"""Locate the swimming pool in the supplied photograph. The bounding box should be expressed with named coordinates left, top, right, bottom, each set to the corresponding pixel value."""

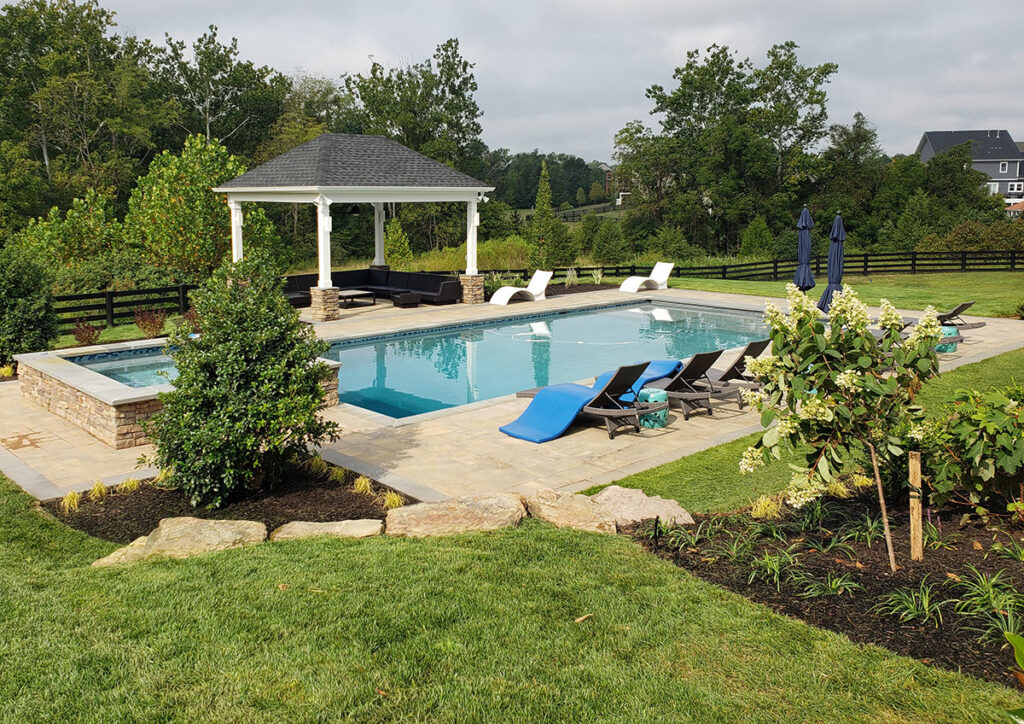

left=64, top=301, right=766, bottom=420
left=324, top=301, right=765, bottom=418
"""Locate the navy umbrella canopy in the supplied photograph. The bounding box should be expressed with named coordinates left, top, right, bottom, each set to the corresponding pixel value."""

left=817, top=214, right=846, bottom=313
left=793, top=206, right=815, bottom=291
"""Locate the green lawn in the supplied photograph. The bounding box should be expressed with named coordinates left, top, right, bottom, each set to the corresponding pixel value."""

left=0, top=476, right=1020, bottom=721
left=664, top=271, right=1024, bottom=318
left=53, top=316, right=181, bottom=350
left=598, top=347, right=1024, bottom=514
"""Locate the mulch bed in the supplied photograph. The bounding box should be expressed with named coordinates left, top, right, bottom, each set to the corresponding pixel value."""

left=633, top=495, right=1024, bottom=687
left=544, top=283, right=617, bottom=296
left=44, top=466, right=401, bottom=544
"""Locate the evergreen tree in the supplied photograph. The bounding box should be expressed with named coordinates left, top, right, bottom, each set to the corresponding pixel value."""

left=573, top=214, right=603, bottom=257
left=575, top=187, right=586, bottom=206
left=383, top=216, right=413, bottom=270
left=738, top=215, right=775, bottom=257
left=592, top=220, right=628, bottom=264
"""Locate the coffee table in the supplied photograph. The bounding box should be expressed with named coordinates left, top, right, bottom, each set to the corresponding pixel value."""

left=337, top=289, right=375, bottom=308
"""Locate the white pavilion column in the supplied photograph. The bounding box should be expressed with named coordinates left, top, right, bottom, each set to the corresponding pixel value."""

left=372, top=202, right=386, bottom=268
left=459, top=199, right=483, bottom=304
left=228, top=199, right=243, bottom=262
left=310, top=195, right=340, bottom=321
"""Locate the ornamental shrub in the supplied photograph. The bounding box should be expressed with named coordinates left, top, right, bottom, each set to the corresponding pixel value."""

left=133, top=309, right=167, bottom=339
left=591, top=220, right=629, bottom=264
left=0, top=247, right=59, bottom=363
left=143, top=253, right=340, bottom=508
left=72, top=319, right=103, bottom=346
left=921, top=384, right=1024, bottom=519
left=740, top=284, right=942, bottom=510
left=738, top=216, right=776, bottom=258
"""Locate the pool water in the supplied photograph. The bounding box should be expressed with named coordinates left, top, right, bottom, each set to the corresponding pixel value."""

left=325, top=302, right=765, bottom=418
left=69, top=302, right=766, bottom=418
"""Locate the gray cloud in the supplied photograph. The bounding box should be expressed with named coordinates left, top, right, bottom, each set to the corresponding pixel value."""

left=103, top=0, right=1024, bottom=162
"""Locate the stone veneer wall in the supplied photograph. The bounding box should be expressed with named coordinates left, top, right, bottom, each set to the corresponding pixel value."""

left=310, top=286, right=341, bottom=321
left=460, top=274, right=484, bottom=304
left=18, top=364, right=160, bottom=449
left=18, top=363, right=340, bottom=450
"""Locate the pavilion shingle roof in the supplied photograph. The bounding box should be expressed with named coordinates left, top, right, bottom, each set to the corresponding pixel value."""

left=219, top=133, right=488, bottom=189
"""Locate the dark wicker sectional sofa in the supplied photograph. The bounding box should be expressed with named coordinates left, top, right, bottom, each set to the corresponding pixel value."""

left=283, top=269, right=462, bottom=306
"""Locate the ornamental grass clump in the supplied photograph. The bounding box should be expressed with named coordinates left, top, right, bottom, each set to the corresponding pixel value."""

left=142, top=255, right=340, bottom=508
left=739, top=284, right=941, bottom=571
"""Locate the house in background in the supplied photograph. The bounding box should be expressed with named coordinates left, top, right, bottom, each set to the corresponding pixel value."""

left=916, top=129, right=1024, bottom=205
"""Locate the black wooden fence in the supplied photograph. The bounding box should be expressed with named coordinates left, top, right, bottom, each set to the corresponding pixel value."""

left=54, top=284, right=197, bottom=332
left=52, top=249, right=1021, bottom=330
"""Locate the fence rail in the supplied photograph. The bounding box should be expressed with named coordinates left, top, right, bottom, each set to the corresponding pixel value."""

left=54, top=283, right=197, bottom=332
left=52, top=250, right=1020, bottom=331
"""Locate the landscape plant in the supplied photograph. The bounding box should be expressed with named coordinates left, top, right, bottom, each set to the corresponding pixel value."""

left=142, top=254, right=340, bottom=508
left=0, top=246, right=59, bottom=363
left=133, top=308, right=167, bottom=338
left=72, top=319, right=103, bottom=346
left=383, top=216, right=414, bottom=270
left=739, top=284, right=942, bottom=569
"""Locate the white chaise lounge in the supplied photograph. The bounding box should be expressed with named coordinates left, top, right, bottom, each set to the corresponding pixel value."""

left=618, top=261, right=675, bottom=293
left=489, top=270, right=553, bottom=306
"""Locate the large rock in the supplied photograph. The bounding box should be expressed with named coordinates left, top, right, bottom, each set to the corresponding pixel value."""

left=91, top=536, right=148, bottom=568
left=142, top=517, right=266, bottom=559
left=270, top=519, right=383, bottom=541
left=591, top=485, right=694, bottom=529
left=525, top=488, right=616, bottom=533
left=386, top=493, right=526, bottom=538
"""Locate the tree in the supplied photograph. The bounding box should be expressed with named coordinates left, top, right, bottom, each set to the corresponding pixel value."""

left=527, top=161, right=573, bottom=267
left=592, top=220, right=628, bottom=264
left=0, top=245, right=58, bottom=363
left=156, top=25, right=288, bottom=158
left=124, top=134, right=282, bottom=281
left=738, top=216, right=775, bottom=257
left=0, top=140, right=46, bottom=232
left=573, top=213, right=603, bottom=257
left=144, top=254, right=339, bottom=508
left=588, top=180, right=605, bottom=203
left=575, top=187, right=586, bottom=206
left=383, top=216, right=413, bottom=270
left=478, top=199, right=516, bottom=240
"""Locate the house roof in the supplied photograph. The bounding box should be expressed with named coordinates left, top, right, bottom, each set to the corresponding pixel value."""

left=217, top=133, right=489, bottom=190
left=919, top=130, right=1023, bottom=160
left=1008, top=200, right=1024, bottom=211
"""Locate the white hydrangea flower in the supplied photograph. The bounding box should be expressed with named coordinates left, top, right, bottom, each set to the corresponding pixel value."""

left=828, top=285, right=870, bottom=332
left=740, top=388, right=768, bottom=409
left=907, top=425, right=925, bottom=442
left=796, top=397, right=833, bottom=422
left=877, top=298, right=904, bottom=331
left=775, top=414, right=799, bottom=439
left=907, top=306, right=942, bottom=347
left=739, top=446, right=765, bottom=474
left=763, top=300, right=788, bottom=335
left=745, top=354, right=780, bottom=380
left=835, top=369, right=861, bottom=391
left=785, top=472, right=827, bottom=509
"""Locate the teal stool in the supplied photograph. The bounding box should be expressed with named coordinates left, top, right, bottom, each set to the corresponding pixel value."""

left=638, top=389, right=669, bottom=428
left=935, top=325, right=959, bottom=353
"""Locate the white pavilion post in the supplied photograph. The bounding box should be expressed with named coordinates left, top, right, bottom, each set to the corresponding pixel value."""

left=310, top=195, right=340, bottom=321
left=372, top=202, right=386, bottom=268
left=228, top=199, right=244, bottom=262
left=460, top=199, right=483, bottom=303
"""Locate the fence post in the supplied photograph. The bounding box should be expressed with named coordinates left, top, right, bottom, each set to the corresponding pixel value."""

left=721, top=264, right=727, bottom=279
left=178, top=284, right=188, bottom=315
left=815, top=255, right=821, bottom=275
left=961, top=250, right=967, bottom=272
left=863, top=254, right=868, bottom=276
left=772, top=259, right=779, bottom=281
left=1012, top=249, right=1017, bottom=272
left=104, top=291, right=115, bottom=328
left=630, top=264, right=636, bottom=276
left=911, top=251, right=917, bottom=274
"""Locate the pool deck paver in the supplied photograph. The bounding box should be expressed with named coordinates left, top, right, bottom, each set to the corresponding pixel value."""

left=3, top=287, right=1024, bottom=500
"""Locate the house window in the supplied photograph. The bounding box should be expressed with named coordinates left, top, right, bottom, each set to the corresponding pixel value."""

left=1008, top=182, right=1024, bottom=194
left=1000, top=162, right=1009, bottom=174
left=987, top=182, right=1000, bottom=195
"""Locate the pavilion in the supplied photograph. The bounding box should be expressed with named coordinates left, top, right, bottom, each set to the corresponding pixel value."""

left=213, top=133, right=494, bottom=317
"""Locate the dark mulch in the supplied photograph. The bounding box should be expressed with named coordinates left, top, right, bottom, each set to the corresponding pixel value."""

left=544, top=283, right=616, bottom=296
left=44, top=466, right=400, bottom=544
left=634, top=496, right=1024, bottom=688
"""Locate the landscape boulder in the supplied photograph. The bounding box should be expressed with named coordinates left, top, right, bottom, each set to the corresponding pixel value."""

left=386, top=493, right=526, bottom=537
left=91, top=536, right=149, bottom=568
left=591, top=485, right=694, bottom=530
left=525, top=488, right=616, bottom=533
left=142, top=517, right=267, bottom=559
left=270, top=519, right=383, bottom=541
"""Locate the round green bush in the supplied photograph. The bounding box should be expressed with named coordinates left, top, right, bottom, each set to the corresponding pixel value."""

left=0, top=247, right=59, bottom=363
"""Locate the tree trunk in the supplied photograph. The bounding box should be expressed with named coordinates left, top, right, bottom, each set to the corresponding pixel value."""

left=867, top=442, right=898, bottom=573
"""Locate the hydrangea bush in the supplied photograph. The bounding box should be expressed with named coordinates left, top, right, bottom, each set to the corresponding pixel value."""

left=740, top=284, right=941, bottom=509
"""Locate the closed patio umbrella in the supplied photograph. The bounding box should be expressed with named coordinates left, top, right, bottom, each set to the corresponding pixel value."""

left=817, top=214, right=846, bottom=313
left=793, top=206, right=815, bottom=291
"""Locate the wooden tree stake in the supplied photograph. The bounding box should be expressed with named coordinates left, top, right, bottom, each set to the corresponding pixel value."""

left=868, top=442, right=898, bottom=573
left=909, top=451, right=923, bottom=562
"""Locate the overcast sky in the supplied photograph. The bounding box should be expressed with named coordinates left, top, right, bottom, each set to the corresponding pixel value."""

left=103, top=0, right=1024, bottom=163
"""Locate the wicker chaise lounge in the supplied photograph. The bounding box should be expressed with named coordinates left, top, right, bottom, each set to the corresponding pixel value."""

left=705, top=339, right=771, bottom=389
left=644, top=350, right=744, bottom=419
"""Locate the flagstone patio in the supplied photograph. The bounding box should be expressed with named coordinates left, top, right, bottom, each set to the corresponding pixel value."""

left=2, top=287, right=1022, bottom=501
